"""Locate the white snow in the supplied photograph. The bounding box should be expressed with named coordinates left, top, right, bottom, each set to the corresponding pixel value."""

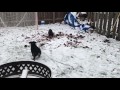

left=0, top=23, right=120, bottom=78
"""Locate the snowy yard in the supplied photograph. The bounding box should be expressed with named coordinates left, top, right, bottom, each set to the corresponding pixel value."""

left=0, top=23, right=120, bottom=78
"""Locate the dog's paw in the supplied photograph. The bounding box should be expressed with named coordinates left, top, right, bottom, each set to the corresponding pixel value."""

left=32, top=57, right=35, bottom=61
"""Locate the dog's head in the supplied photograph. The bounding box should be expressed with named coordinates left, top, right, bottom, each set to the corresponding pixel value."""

left=29, top=41, right=37, bottom=45
left=49, top=29, right=53, bottom=33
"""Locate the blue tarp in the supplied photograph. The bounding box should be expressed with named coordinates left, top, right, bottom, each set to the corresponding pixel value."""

left=64, top=12, right=92, bottom=32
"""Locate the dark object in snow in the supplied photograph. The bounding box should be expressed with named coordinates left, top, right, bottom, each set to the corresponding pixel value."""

left=40, top=43, right=45, bottom=47
left=90, top=30, right=94, bottom=33
left=91, top=25, right=96, bottom=30
left=69, top=33, right=73, bottom=38
left=24, top=45, right=28, bottom=48
left=64, top=43, right=67, bottom=46
left=25, top=37, right=30, bottom=39
left=104, top=39, right=110, bottom=43
left=93, top=38, right=95, bottom=40
left=97, top=56, right=100, bottom=58
left=29, top=41, right=41, bottom=61
left=116, top=36, right=120, bottom=41
left=83, top=46, right=89, bottom=48
left=106, top=35, right=113, bottom=38
left=37, top=33, right=40, bottom=35
left=103, top=49, right=106, bottom=53
left=58, top=32, right=64, bottom=36
left=74, top=37, right=77, bottom=40
left=48, top=29, right=54, bottom=38
left=42, top=35, right=45, bottom=37
left=59, top=32, right=62, bottom=35
left=21, top=34, right=24, bottom=37
left=78, top=35, right=85, bottom=38
left=56, top=34, right=59, bottom=37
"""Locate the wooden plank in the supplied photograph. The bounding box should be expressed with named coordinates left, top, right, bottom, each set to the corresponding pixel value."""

left=102, top=12, right=108, bottom=35
left=116, top=16, right=120, bottom=41
left=91, top=12, right=94, bottom=22
left=96, top=12, right=100, bottom=32
left=99, top=12, right=104, bottom=34
left=37, top=12, right=67, bottom=24
left=112, top=12, right=119, bottom=39
left=35, top=12, right=38, bottom=30
left=107, top=12, right=113, bottom=37
left=53, top=12, right=55, bottom=23
left=90, top=12, right=92, bottom=20
left=87, top=12, right=90, bottom=20
left=94, top=12, right=98, bottom=27
left=93, top=12, right=96, bottom=22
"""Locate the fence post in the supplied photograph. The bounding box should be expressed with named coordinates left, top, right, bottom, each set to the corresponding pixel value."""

left=96, top=12, right=100, bottom=32
left=99, top=12, right=104, bottom=34
left=102, top=12, right=108, bottom=35
left=91, top=12, right=94, bottom=22
left=107, top=12, right=113, bottom=37
left=112, top=12, right=119, bottom=39
left=53, top=12, right=55, bottom=23
left=35, top=12, right=38, bottom=30
left=116, top=15, right=120, bottom=41
left=87, top=12, right=91, bottom=20
left=93, top=12, right=97, bottom=27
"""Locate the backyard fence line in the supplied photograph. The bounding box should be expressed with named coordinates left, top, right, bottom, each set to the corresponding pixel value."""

left=88, top=12, right=120, bottom=41
left=0, top=12, right=66, bottom=27
left=1, top=12, right=120, bottom=41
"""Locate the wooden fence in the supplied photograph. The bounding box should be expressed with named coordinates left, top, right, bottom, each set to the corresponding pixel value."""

left=0, top=12, right=67, bottom=27
left=88, top=12, right=120, bottom=41
left=38, top=12, right=66, bottom=24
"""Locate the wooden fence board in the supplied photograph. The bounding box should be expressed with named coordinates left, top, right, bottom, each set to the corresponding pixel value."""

left=107, top=12, right=113, bottom=37
left=112, top=12, right=119, bottom=39
left=96, top=12, right=100, bottom=32
left=102, top=12, right=108, bottom=35
left=116, top=16, right=120, bottom=40
left=99, top=12, right=104, bottom=34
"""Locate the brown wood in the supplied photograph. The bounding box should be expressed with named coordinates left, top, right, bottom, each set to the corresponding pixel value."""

left=99, top=12, right=104, bottom=34
left=107, top=12, right=113, bottom=37
left=93, top=12, right=97, bottom=22
left=102, top=12, right=108, bottom=35
left=112, top=12, right=119, bottom=39
left=116, top=16, right=120, bottom=40
left=53, top=12, right=55, bottom=23
left=96, top=12, right=100, bottom=32
left=38, top=12, right=66, bottom=24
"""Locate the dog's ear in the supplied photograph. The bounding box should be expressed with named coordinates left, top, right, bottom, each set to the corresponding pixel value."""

left=29, top=41, right=36, bottom=44
left=29, top=42, right=32, bottom=44
left=33, top=41, right=37, bottom=43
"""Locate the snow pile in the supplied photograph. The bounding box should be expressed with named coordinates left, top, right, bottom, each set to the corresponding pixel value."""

left=0, top=23, right=120, bottom=78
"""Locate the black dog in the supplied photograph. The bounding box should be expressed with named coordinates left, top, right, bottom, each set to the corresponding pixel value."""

left=29, top=41, right=41, bottom=61
left=48, top=29, right=54, bottom=38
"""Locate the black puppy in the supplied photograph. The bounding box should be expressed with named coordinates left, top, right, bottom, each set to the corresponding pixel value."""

left=29, top=41, right=41, bottom=61
left=48, top=29, right=54, bottom=38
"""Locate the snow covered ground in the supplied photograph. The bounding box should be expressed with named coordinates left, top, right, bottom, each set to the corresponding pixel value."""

left=0, top=23, right=120, bottom=78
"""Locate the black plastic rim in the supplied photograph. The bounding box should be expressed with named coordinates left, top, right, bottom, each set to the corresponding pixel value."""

left=0, top=61, right=51, bottom=78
